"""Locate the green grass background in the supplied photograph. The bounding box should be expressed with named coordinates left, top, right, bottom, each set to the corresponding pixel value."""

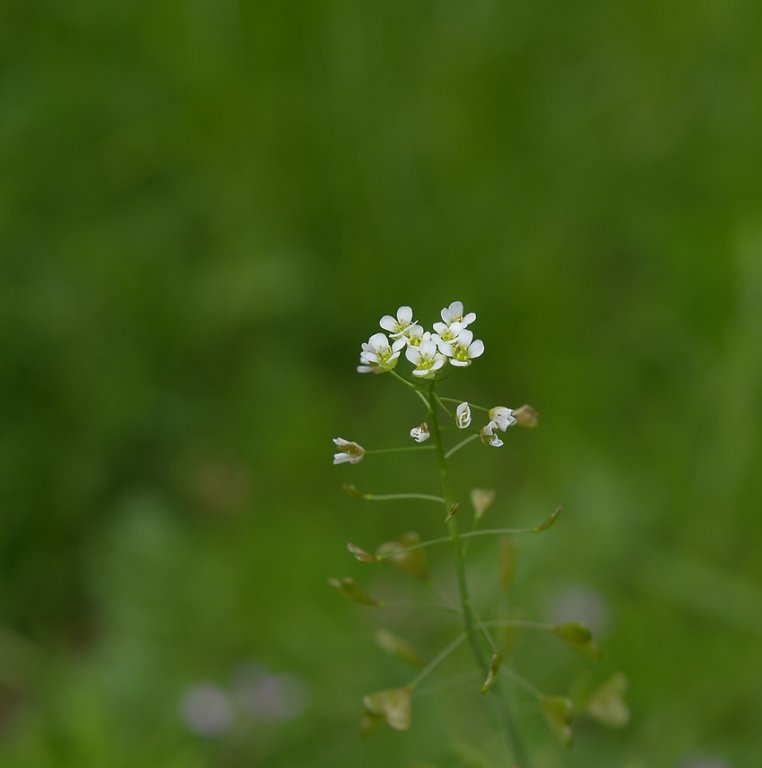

left=2, top=1, right=761, bottom=765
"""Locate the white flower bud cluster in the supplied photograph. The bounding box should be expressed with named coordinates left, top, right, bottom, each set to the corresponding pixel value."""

left=357, top=302, right=484, bottom=378
left=480, top=407, right=517, bottom=448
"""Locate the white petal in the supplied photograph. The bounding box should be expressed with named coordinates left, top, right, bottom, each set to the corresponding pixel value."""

left=405, top=346, right=420, bottom=364
left=411, top=368, right=429, bottom=377
left=462, top=312, right=476, bottom=325
left=397, top=306, right=413, bottom=323
left=468, top=339, right=484, bottom=358
left=449, top=301, right=464, bottom=318
left=357, top=365, right=374, bottom=373
left=457, top=329, right=474, bottom=345
left=392, top=337, right=407, bottom=352
left=432, top=322, right=447, bottom=335
left=333, top=437, right=350, bottom=447
left=333, top=453, right=350, bottom=464
left=438, top=341, right=454, bottom=357
left=379, top=316, right=397, bottom=332
left=450, top=359, right=470, bottom=367
left=369, top=332, right=389, bottom=349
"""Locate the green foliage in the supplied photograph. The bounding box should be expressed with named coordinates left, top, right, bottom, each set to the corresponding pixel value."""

left=1, top=0, right=761, bottom=765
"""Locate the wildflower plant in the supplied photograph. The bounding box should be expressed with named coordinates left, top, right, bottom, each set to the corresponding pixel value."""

left=331, top=301, right=627, bottom=765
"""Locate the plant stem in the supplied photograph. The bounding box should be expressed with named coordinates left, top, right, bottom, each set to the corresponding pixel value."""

left=438, top=396, right=490, bottom=413
left=427, top=383, right=532, bottom=768
left=445, top=433, right=480, bottom=459
left=363, top=492, right=445, bottom=504
left=390, top=370, right=430, bottom=408
left=365, top=445, right=436, bottom=455
left=408, top=632, right=467, bottom=690
left=374, top=527, right=543, bottom=561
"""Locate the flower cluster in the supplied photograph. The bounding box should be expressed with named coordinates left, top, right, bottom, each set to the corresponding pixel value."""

left=357, top=302, right=484, bottom=378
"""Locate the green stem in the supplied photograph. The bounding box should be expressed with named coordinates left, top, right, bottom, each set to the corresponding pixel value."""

left=363, top=492, right=445, bottom=504
left=427, top=383, right=531, bottom=768
left=445, top=433, right=480, bottom=459
left=433, top=393, right=455, bottom=416
left=439, top=396, right=490, bottom=413
left=374, top=527, right=542, bottom=561
left=389, top=370, right=430, bottom=409
left=409, top=632, right=467, bottom=690
left=365, top=446, right=435, bottom=455
left=501, top=666, right=544, bottom=700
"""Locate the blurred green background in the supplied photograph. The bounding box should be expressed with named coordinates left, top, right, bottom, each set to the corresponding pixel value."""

left=2, top=1, right=761, bottom=766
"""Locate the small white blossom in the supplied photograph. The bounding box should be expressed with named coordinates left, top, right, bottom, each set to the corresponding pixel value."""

left=455, top=402, right=471, bottom=429
left=357, top=332, right=406, bottom=374
left=379, top=306, right=415, bottom=337
left=438, top=329, right=485, bottom=367
left=332, top=438, right=366, bottom=464
left=404, top=324, right=431, bottom=347
left=480, top=421, right=503, bottom=448
left=431, top=320, right=463, bottom=344
left=410, top=422, right=430, bottom=443
left=405, top=339, right=446, bottom=379
left=489, top=406, right=516, bottom=431
left=440, top=301, right=476, bottom=329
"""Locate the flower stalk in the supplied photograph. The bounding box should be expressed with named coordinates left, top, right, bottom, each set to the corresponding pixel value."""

left=427, top=383, right=532, bottom=768
left=330, top=301, right=601, bottom=763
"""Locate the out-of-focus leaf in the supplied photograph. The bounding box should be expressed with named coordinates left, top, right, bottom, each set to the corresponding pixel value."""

left=584, top=673, right=629, bottom=728
left=470, top=488, right=496, bottom=522
left=342, top=484, right=366, bottom=499
left=346, top=542, right=375, bottom=563
left=327, top=577, right=382, bottom=606
left=359, top=709, right=385, bottom=739
left=498, top=537, right=519, bottom=593
left=534, top=506, right=563, bottom=532
left=375, top=629, right=423, bottom=668
left=376, top=532, right=429, bottom=582
left=541, top=694, right=575, bottom=747
left=551, top=622, right=602, bottom=660
left=363, top=687, right=411, bottom=731
left=513, top=405, right=538, bottom=428
left=481, top=653, right=503, bottom=694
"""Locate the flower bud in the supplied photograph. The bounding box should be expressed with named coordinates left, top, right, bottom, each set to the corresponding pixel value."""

left=513, top=404, right=539, bottom=428
left=480, top=421, right=503, bottom=447
left=455, top=402, right=472, bottom=429
left=332, top=438, right=366, bottom=464
left=489, top=406, right=516, bottom=431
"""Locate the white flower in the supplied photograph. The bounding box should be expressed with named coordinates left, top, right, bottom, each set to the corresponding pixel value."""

left=438, top=329, right=485, bottom=367
left=431, top=320, right=463, bottom=344
left=404, top=324, right=430, bottom=347
left=440, top=301, right=476, bottom=329
left=380, top=306, right=415, bottom=337
left=455, top=402, right=471, bottom=429
left=357, top=332, right=406, bottom=374
left=410, top=422, right=430, bottom=443
left=405, top=339, right=446, bottom=379
left=332, top=438, right=366, bottom=464
left=489, top=406, right=517, bottom=431
left=480, top=421, right=503, bottom=448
